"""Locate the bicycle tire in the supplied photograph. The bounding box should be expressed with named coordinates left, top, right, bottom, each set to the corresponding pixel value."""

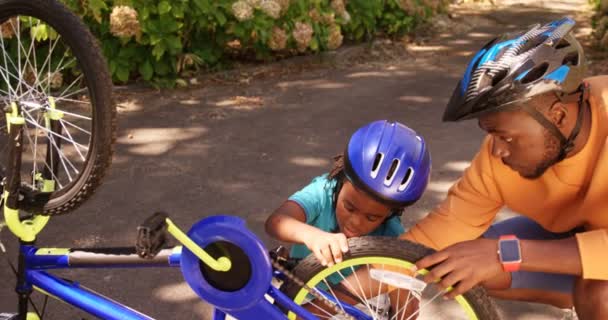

left=0, top=0, right=115, bottom=215
left=282, top=236, right=501, bottom=320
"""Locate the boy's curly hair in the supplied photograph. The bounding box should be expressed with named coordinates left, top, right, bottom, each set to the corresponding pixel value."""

left=327, top=154, right=404, bottom=217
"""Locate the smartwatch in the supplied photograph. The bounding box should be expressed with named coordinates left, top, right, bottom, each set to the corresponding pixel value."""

left=497, top=235, right=522, bottom=272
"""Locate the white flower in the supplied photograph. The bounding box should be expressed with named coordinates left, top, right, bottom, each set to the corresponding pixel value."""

left=276, top=0, right=290, bottom=14
left=331, top=0, right=346, bottom=15
left=110, top=6, right=141, bottom=38
left=0, top=17, right=17, bottom=39
left=232, top=1, right=254, bottom=21
left=293, top=22, right=313, bottom=52
left=245, top=0, right=261, bottom=8
left=260, top=0, right=281, bottom=19
left=268, top=27, right=287, bottom=50
left=327, top=25, right=343, bottom=50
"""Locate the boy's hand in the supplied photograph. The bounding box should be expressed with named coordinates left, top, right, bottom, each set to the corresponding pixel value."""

left=303, top=230, right=349, bottom=266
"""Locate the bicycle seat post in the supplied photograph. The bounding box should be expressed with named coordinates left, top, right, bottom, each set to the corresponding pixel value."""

left=3, top=103, right=51, bottom=244
left=4, top=102, right=24, bottom=211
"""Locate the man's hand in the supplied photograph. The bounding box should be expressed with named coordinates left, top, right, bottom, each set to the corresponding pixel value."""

left=302, top=230, right=349, bottom=266
left=414, top=238, right=503, bottom=299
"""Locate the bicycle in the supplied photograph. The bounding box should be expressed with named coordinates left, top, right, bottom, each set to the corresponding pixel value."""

left=0, top=1, right=500, bottom=319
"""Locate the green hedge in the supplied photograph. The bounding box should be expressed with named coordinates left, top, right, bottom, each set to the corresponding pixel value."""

left=23, top=0, right=448, bottom=87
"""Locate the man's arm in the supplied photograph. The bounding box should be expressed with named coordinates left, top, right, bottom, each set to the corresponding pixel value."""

left=520, top=237, right=582, bottom=275
left=401, top=137, right=504, bottom=250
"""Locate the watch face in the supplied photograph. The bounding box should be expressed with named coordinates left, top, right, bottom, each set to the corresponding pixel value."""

left=499, top=239, right=521, bottom=262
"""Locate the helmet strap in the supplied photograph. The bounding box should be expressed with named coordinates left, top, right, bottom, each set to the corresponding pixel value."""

left=520, top=83, right=589, bottom=162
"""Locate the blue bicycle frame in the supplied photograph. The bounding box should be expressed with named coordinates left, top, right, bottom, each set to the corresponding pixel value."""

left=13, top=217, right=320, bottom=320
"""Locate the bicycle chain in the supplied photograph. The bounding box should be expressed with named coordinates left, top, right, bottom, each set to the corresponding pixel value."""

left=270, top=257, right=355, bottom=320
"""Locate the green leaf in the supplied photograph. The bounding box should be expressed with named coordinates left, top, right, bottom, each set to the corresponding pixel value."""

left=141, top=6, right=150, bottom=20
left=160, top=15, right=180, bottom=32
left=158, top=1, right=172, bottom=15
left=165, top=36, right=183, bottom=53
left=211, top=9, right=227, bottom=26
left=118, top=46, right=137, bottom=59
left=173, top=5, right=185, bottom=18
left=192, top=0, right=211, bottom=12
left=310, top=37, right=319, bottom=51
left=139, top=60, right=154, bottom=80
left=88, top=0, right=108, bottom=23
left=154, top=60, right=171, bottom=75
left=152, top=43, right=166, bottom=60
left=175, top=78, right=188, bottom=87
left=30, top=25, right=48, bottom=41
left=109, top=60, right=117, bottom=74
left=115, top=67, right=130, bottom=83
left=149, top=34, right=162, bottom=46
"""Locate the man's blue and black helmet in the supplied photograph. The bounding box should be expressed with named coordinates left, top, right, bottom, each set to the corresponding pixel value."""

left=444, top=17, right=586, bottom=122
left=343, top=120, right=431, bottom=208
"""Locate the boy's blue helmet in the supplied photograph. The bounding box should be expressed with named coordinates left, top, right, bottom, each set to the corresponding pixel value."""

left=344, top=120, right=431, bottom=208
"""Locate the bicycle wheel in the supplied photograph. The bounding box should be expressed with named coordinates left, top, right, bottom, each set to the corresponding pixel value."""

left=0, top=0, right=115, bottom=215
left=281, top=237, right=501, bottom=320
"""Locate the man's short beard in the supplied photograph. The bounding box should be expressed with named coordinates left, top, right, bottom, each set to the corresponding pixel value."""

left=521, top=128, right=562, bottom=179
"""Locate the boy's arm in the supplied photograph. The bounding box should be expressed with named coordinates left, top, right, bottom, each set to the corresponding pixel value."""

left=265, top=200, right=322, bottom=244
left=265, top=200, right=349, bottom=266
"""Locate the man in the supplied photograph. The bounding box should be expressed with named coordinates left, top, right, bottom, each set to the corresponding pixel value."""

left=403, top=17, right=608, bottom=319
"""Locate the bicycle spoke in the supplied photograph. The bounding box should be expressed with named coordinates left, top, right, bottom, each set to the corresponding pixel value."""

left=20, top=116, right=65, bottom=189
left=59, top=119, right=85, bottom=161
left=0, top=24, right=18, bottom=99
left=23, top=110, right=83, bottom=176
left=403, top=290, right=445, bottom=320
left=348, top=267, right=376, bottom=314
left=22, top=113, right=88, bottom=151
left=57, top=71, right=82, bottom=99
left=321, top=278, right=347, bottom=315
left=54, top=96, right=91, bottom=105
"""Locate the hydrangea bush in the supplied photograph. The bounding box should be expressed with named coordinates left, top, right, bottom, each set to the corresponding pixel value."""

left=3, top=0, right=447, bottom=86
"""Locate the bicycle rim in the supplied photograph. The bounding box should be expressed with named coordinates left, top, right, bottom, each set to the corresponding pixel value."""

left=0, top=0, right=115, bottom=215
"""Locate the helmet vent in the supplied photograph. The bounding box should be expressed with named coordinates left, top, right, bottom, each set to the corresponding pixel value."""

left=556, top=39, right=571, bottom=49
left=562, top=52, right=579, bottom=66
left=371, top=153, right=384, bottom=179
left=384, top=159, right=400, bottom=186
left=520, top=62, right=548, bottom=84
left=398, top=168, right=414, bottom=192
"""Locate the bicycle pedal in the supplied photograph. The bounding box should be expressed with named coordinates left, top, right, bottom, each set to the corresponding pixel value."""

left=136, top=211, right=168, bottom=259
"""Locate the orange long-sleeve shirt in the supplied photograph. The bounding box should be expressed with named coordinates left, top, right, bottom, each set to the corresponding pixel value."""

left=402, top=76, right=608, bottom=280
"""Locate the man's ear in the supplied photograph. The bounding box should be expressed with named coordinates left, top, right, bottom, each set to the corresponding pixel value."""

left=547, top=101, right=568, bottom=127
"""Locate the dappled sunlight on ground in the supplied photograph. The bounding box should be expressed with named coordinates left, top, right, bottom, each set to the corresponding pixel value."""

left=442, top=161, right=472, bottom=173
left=117, top=127, right=207, bottom=156
left=399, top=95, right=434, bottom=103
left=117, top=99, right=143, bottom=114
left=346, top=70, right=415, bottom=78
left=179, top=98, right=202, bottom=106
left=289, top=156, right=330, bottom=168
left=213, top=96, right=265, bottom=110
left=427, top=180, right=456, bottom=195
left=277, top=79, right=351, bottom=90
left=153, top=281, right=199, bottom=302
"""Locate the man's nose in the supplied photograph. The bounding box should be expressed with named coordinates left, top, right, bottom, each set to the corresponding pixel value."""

left=492, top=139, right=510, bottom=158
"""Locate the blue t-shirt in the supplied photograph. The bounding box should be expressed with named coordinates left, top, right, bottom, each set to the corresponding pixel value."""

left=288, top=174, right=405, bottom=259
